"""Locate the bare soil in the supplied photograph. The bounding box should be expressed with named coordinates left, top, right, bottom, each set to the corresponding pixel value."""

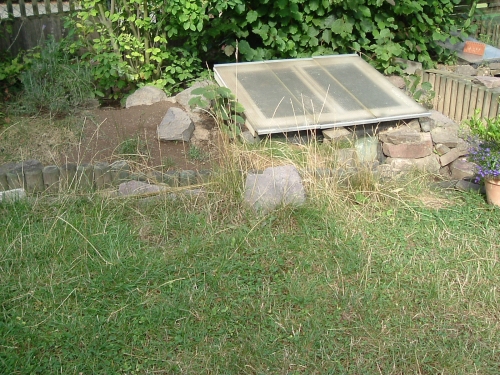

left=0, top=101, right=219, bottom=172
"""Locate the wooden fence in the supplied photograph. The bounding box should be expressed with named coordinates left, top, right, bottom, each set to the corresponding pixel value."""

left=422, top=69, right=500, bottom=123
left=0, top=1, right=79, bottom=56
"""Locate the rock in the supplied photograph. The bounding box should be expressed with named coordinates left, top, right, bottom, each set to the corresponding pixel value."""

left=455, top=180, right=483, bottom=193
left=385, top=75, right=406, bottom=88
left=382, top=133, right=433, bottom=159
left=355, top=136, right=380, bottom=163
left=175, top=80, right=212, bottom=109
left=427, top=110, right=457, bottom=130
left=5, top=160, right=43, bottom=190
left=435, top=143, right=451, bottom=156
left=192, top=126, right=210, bottom=142
left=454, top=65, right=477, bottom=76
left=126, top=86, right=167, bottom=108
left=110, top=160, right=131, bottom=185
left=157, top=107, right=195, bottom=142
left=439, top=147, right=468, bottom=166
left=393, top=58, right=423, bottom=74
left=379, top=126, right=421, bottom=144
left=244, top=165, right=306, bottom=212
left=430, top=126, right=460, bottom=148
left=473, top=76, right=500, bottom=89
left=0, top=162, right=16, bottom=190
left=0, top=188, right=27, bottom=202
left=405, top=119, right=422, bottom=132
left=419, top=117, right=432, bottom=132
left=333, top=148, right=358, bottom=168
left=323, top=127, right=353, bottom=143
left=118, top=180, right=163, bottom=196
left=450, top=158, right=476, bottom=180
left=240, top=130, right=260, bottom=144
left=385, top=154, right=440, bottom=173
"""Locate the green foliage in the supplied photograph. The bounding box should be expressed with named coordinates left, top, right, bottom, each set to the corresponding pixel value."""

left=465, top=109, right=500, bottom=143
left=404, top=74, right=435, bottom=109
left=202, top=0, right=478, bottom=72
left=64, top=0, right=207, bottom=98
left=13, top=38, right=95, bottom=116
left=189, top=85, right=245, bottom=139
left=116, top=136, right=149, bottom=161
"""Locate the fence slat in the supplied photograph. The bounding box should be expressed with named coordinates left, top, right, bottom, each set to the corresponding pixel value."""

left=476, top=87, right=486, bottom=116
left=455, top=80, right=466, bottom=123
left=443, top=76, right=453, bottom=116
left=70, top=0, right=76, bottom=12
left=462, top=83, right=472, bottom=121
left=432, top=74, right=441, bottom=109
left=438, top=75, right=446, bottom=113
left=57, top=0, right=64, bottom=13
left=44, top=0, right=51, bottom=15
left=469, top=85, right=479, bottom=118
left=449, top=79, right=458, bottom=120
left=489, top=93, right=499, bottom=117
left=19, top=0, right=27, bottom=17
left=6, top=0, right=14, bottom=17
left=482, top=90, right=492, bottom=118
left=32, top=0, right=40, bottom=16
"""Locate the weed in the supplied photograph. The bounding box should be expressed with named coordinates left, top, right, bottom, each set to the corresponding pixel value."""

left=188, top=144, right=206, bottom=161
left=161, top=156, right=176, bottom=169
left=12, top=37, right=96, bottom=116
left=116, top=136, right=149, bottom=162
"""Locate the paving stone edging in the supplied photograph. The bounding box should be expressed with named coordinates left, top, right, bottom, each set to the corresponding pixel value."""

left=0, top=159, right=212, bottom=195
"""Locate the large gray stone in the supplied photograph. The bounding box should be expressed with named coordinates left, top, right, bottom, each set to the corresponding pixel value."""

left=454, top=65, right=477, bottom=76
left=473, top=76, right=500, bottom=89
left=323, top=127, right=353, bottom=143
left=439, top=147, right=468, bottom=166
left=244, top=165, right=305, bottom=212
left=385, top=154, right=440, bottom=173
left=157, top=107, right=195, bottom=142
left=175, top=80, right=212, bottom=109
left=118, top=180, right=163, bottom=196
left=382, top=133, right=433, bottom=159
left=126, top=86, right=167, bottom=108
left=450, top=158, right=476, bottom=180
left=379, top=126, right=421, bottom=145
left=430, top=126, right=461, bottom=148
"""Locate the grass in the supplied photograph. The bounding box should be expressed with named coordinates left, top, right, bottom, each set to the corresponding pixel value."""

left=1, top=157, right=500, bottom=374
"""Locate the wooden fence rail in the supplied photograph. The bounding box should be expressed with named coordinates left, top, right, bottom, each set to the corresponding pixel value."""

left=0, top=0, right=77, bottom=19
left=423, top=69, right=500, bottom=123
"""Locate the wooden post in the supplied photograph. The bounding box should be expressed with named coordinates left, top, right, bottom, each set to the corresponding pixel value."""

left=469, top=85, right=479, bottom=119
left=476, top=87, right=486, bottom=116
left=32, top=0, right=39, bottom=16
left=57, top=0, right=64, bottom=13
left=455, top=80, right=466, bottom=123
left=489, top=93, right=500, bottom=118
left=482, top=90, right=492, bottom=119
left=19, top=0, right=26, bottom=17
left=432, top=74, right=440, bottom=109
left=437, top=74, right=446, bottom=113
left=462, top=83, right=472, bottom=121
left=6, top=0, right=13, bottom=18
left=449, top=79, right=458, bottom=121
left=443, top=76, right=453, bottom=117
left=44, top=0, right=51, bottom=15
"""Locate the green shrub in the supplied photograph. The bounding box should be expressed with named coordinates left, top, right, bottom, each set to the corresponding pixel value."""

left=15, top=38, right=96, bottom=116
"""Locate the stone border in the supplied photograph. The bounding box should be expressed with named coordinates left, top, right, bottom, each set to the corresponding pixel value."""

left=0, top=159, right=212, bottom=195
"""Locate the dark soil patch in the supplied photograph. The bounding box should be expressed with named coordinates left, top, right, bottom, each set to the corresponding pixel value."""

left=61, top=101, right=217, bottom=171
left=0, top=101, right=219, bottom=171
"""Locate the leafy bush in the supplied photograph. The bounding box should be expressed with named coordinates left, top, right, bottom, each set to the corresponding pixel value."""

left=14, top=38, right=95, bottom=116
left=64, top=0, right=208, bottom=98
left=204, top=0, right=478, bottom=72
left=64, top=0, right=478, bottom=98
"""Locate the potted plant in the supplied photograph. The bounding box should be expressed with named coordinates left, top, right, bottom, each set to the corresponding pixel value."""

left=465, top=109, right=500, bottom=206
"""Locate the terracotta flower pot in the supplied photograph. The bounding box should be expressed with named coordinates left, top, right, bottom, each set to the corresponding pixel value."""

left=485, top=178, right=500, bottom=207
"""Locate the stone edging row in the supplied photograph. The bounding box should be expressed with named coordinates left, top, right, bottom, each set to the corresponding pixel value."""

left=0, top=159, right=212, bottom=195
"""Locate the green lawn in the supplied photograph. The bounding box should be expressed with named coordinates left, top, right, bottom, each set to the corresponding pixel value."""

left=1, top=180, right=499, bottom=374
